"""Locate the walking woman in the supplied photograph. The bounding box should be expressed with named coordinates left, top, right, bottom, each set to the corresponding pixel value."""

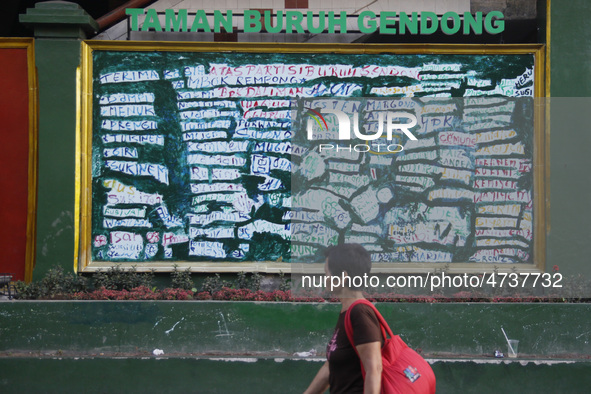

left=304, top=244, right=383, bottom=394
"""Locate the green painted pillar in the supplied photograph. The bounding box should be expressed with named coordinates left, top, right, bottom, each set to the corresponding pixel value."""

left=547, top=1, right=591, bottom=281
left=20, top=2, right=98, bottom=280
left=550, top=1, right=591, bottom=96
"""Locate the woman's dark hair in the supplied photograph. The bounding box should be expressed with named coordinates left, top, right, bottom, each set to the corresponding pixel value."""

left=324, top=244, right=371, bottom=288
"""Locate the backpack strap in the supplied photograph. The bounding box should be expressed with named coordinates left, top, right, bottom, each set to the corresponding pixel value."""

left=344, top=299, right=394, bottom=348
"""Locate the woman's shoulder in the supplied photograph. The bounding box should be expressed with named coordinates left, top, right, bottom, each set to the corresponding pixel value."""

left=349, top=301, right=378, bottom=320
left=348, top=301, right=383, bottom=343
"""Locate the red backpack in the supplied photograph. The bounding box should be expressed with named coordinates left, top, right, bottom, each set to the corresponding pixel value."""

left=344, top=299, right=436, bottom=394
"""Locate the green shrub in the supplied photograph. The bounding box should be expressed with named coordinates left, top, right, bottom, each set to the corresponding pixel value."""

left=236, top=271, right=249, bottom=289
left=201, top=273, right=226, bottom=294
left=250, top=272, right=262, bottom=291
left=14, top=280, right=41, bottom=299
left=279, top=271, right=291, bottom=292
left=92, top=265, right=153, bottom=291
left=14, top=266, right=88, bottom=299
left=170, top=265, right=194, bottom=290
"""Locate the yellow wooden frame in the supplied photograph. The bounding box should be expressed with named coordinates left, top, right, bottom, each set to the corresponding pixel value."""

left=0, top=38, right=38, bottom=282
left=77, top=40, right=546, bottom=274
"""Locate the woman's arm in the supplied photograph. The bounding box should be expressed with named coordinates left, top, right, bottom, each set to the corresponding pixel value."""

left=356, top=341, right=383, bottom=394
left=303, top=361, right=330, bottom=394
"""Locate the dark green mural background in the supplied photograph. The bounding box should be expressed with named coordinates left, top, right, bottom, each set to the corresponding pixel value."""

left=90, top=50, right=535, bottom=264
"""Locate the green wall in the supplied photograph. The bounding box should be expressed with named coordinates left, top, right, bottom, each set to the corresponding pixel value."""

left=547, top=1, right=591, bottom=280
left=1, top=357, right=590, bottom=394
left=550, top=1, right=591, bottom=96
left=20, top=2, right=97, bottom=280
left=2, top=302, right=590, bottom=357
left=1, top=301, right=591, bottom=394
left=33, top=38, right=79, bottom=280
